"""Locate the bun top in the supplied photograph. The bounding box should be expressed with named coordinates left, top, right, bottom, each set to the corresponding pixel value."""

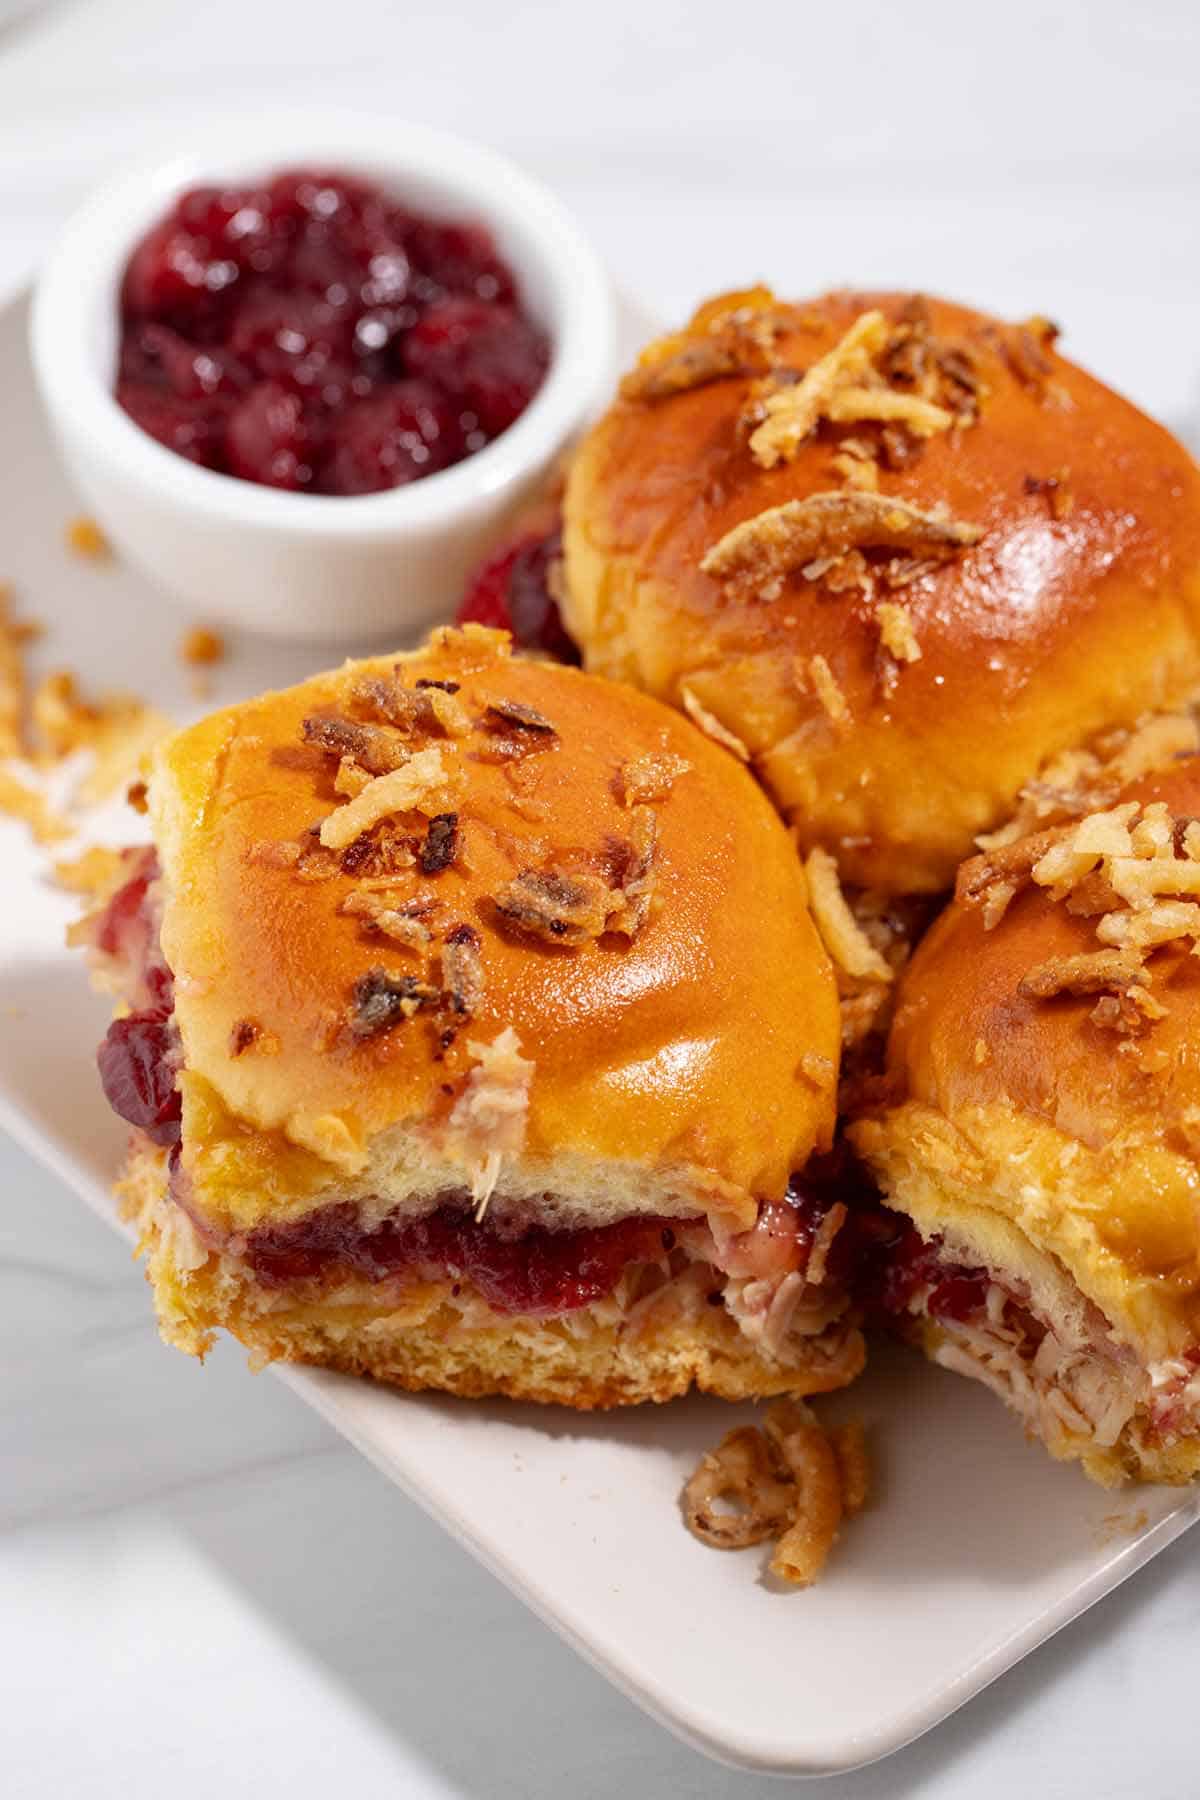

left=868, top=753, right=1200, bottom=1296
left=152, top=626, right=840, bottom=1231
left=562, top=288, right=1200, bottom=895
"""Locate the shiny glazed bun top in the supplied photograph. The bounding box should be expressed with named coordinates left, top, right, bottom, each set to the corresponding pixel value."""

left=853, top=751, right=1200, bottom=1352
left=152, top=625, right=840, bottom=1236
left=882, top=752, right=1200, bottom=1192
left=562, top=288, right=1200, bottom=895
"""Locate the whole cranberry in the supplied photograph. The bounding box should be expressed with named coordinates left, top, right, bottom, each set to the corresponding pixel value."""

left=225, top=382, right=314, bottom=488
left=175, top=185, right=281, bottom=274
left=124, top=324, right=249, bottom=401
left=456, top=537, right=523, bottom=632
left=456, top=527, right=578, bottom=661
left=229, top=285, right=354, bottom=389
left=404, top=297, right=548, bottom=438
left=406, top=219, right=516, bottom=304
left=114, top=381, right=227, bottom=467
left=121, top=219, right=240, bottom=326
left=506, top=530, right=578, bottom=661
left=97, top=1011, right=181, bottom=1147
left=352, top=304, right=417, bottom=365
left=267, top=169, right=372, bottom=229
left=318, top=381, right=459, bottom=494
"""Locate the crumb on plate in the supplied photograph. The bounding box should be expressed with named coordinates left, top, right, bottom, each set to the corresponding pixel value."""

left=66, top=517, right=111, bottom=560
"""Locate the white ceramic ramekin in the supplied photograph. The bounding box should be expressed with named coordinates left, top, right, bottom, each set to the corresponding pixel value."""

left=30, top=114, right=616, bottom=643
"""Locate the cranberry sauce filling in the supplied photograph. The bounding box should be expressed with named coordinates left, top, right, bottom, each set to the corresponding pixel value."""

left=455, top=521, right=579, bottom=661
left=789, top=1151, right=991, bottom=1329
left=92, top=851, right=182, bottom=1149
left=245, top=1203, right=679, bottom=1316
left=97, top=1012, right=182, bottom=1149
left=242, top=1185, right=834, bottom=1317
left=91, top=846, right=172, bottom=1008
left=116, top=170, right=549, bottom=495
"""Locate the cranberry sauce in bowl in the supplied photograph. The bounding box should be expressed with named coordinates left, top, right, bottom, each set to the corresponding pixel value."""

left=31, top=118, right=615, bottom=640
left=117, top=171, right=550, bottom=496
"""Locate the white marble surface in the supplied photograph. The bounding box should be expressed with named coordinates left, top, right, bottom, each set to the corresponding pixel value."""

left=2, top=1, right=1199, bottom=1792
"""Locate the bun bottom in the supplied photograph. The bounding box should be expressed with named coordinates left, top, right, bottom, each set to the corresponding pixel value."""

left=187, top=1297, right=863, bottom=1411
left=118, top=1145, right=865, bottom=1411
left=852, top=1106, right=1200, bottom=1487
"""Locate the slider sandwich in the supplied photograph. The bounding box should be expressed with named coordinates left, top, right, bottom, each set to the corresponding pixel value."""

left=561, top=288, right=1200, bottom=897
left=83, top=625, right=862, bottom=1408
left=850, top=753, right=1200, bottom=1483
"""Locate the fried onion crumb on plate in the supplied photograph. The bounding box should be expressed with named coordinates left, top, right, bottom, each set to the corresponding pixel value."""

left=682, top=1402, right=870, bottom=1586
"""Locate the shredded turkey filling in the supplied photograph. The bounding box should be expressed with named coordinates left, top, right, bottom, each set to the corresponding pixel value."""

left=897, top=1251, right=1196, bottom=1463
left=168, top=1192, right=862, bottom=1379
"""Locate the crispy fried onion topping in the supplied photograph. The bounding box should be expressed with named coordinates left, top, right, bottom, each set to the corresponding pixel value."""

left=348, top=966, right=442, bottom=1037
left=977, top=713, right=1200, bottom=852
left=617, top=750, right=691, bottom=806
left=700, top=492, right=982, bottom=604
left=418, top=811, right=460, bottom=874
left=425, top=621, right=513, bottom=667
left=319, top=747, right=459, bottom=850
left=620, top=287, right=795, bottom=401
left=493, top=809, right=658, bottom=946
left=961, top=796, right=1200, bottom=1032
left=679, top=685, right=751, bottom=761
left=441, top=923, right=485, bottom=1017
left=494, top=868, right=621, bottom=944
left=682, top=1403, right=869, bottom=1586
left=1018, top=947, right=1151, bottom=998
left=609, top=804, right=658, bottom=936
left=346, top=908, right=488, bottom=1040
left=805, top=847, right=892, bottom=984
left=832, top=439, right=880, bottom=491
left=747, top=302, right=980, bottom=471
left=748, top=310, right=890, bottom=467
left=32, top=672, right=168, bottom=807
left=339, top=889, right=436, bottom=950
left=875, top=600, right=921, bottom=665
left=52, top=845, right=129, bottom=900
left=763, top=1403, right=848, bottom=1586
left=829, top=1420, right=870, bottom=1518
left=302, top=713, right=410, bottom=775
left=1001, top=315, right=1062, bottom=399
left=826, top=385, right=954, bottom=434
left=351, top=674, right=473, bottom=739
left=806, top=848, right=901, bottom=1053
left=877, top=295, right=985, bottom=426
left=484, top=696, right=558, bottom=736
left=798, top=654, right=850, bottom=728
left=0, top=768, right=70, bottom=843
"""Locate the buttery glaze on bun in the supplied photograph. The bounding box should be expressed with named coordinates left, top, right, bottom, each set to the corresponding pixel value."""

left=849, top=751, right=1200, bottom=1483
left=94, top=626, right=861, bottom=1408
left=562, top=287, right=1200, bottom=895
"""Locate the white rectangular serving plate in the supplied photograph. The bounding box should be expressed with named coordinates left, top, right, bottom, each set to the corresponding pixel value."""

left=1, top=283, right=1196, bottom=1779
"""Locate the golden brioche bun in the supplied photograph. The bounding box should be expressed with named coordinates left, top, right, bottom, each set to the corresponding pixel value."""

left=150, top=626, right=840, bottom=1242
left=849, top=756, right=1200, bottom=1483
left=562, top=288, right=1200, bottom=895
